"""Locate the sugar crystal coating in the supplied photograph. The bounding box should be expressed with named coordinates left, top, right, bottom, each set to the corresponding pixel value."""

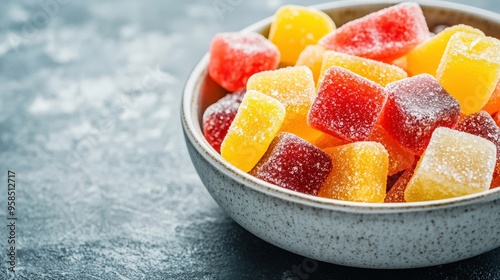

left=436, top=32, right=500, bottom=114
left=250, top=133, right=332, bottom=195
left=308, top=66, right=387, bottom=142
left=318, top=51, right=407, bottom=87
left=406, top=24, right=484, bottom=76
left=319, top=2, right=429, bottom=62
left=295, top=45, right=326, bottom=85
left=380, top=74, right=461, bottom=155
left=220, top=90, right=285, bottom=172
left=209, top=32, right=280, bottom=92
left=247, top=66, right=321, bottom=142
left=269, top=5, right=335, bottom=65
left=203, top=89, right=245, bottom=152
left=318, top=142, right=388, bottom=202
left=404, top=127, right=496, bottom=202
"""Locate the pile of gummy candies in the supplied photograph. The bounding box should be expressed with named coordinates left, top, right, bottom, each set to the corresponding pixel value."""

left=202, top=2, right=500, bottom=203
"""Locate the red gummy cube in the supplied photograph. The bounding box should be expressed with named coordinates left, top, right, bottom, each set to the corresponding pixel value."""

left=250, top=133, right=332, bottom=196
left=308, top=66, right=387, bottom=142
left=319, top=2, right=429, bottom=62
left=380, top=74, right=461, bottom=155
left=208, top=32, right=280, bottom=92
left=203, top=89, right=245, bottom=152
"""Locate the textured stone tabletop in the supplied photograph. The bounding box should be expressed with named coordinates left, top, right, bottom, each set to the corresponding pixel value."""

left=1, top=0, right=499, bottom=279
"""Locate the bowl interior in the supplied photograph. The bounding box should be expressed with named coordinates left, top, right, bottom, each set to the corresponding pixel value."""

left=184, top=0, right=500, bottom=211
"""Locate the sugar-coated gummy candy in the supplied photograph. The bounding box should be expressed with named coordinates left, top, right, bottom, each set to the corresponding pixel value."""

left=269, top=5, right=335, bottom=65
left=482, top=80, right=500, bottom=115
left=380, top=74, right=461, bottom=155
left=406, top=24, right=484, bottom=76
left=250, top=133, right=332, bottom=195
left=295, top=45, right=326, bottom=85
left=319, top=2, right=429, bottom=62
left=404, top=127, right=497, bottom=202
left=246, top=66, right=320, bottom=142
left=208, top=32, right=280, bottom=92
left=308, top=66, right=387, bottom=142
left=436, top=32, right=500, bottom=114
left=220, top=90, right=285, bottom=172
left=203, top=89, right=245, bottom=152
left=385, top=165, right=415, bottom=203
left=318, top=142, right=388, bottom=203
left=318, top=51, right=407, bottom=87
left=455, top=111, right=500, bottom=161
left=368, top=125, right=415, bottom=175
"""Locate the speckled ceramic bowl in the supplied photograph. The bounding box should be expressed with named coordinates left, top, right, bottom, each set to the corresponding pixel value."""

left=182, top=0, right=500, bottom=269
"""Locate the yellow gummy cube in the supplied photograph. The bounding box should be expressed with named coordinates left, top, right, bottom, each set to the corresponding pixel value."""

left=295, top=45, right=326, bottom=86
left=404, top=127, right=496, bottom=202
left=406, top=24, right=484, bottom=76
left=318, top=51, right=407, bottom=87
left=220, top=90, right=286, bottom=172
left=246, top=66, right=321, bottom=142
left=269, top=5, right=336, bottom=65
left=436, top=32, right=500, bottom=114
left=318, top=142, right=388, bottom=203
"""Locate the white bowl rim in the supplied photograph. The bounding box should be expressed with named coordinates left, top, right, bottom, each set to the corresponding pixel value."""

left=182, top=0, right=500, bottom=214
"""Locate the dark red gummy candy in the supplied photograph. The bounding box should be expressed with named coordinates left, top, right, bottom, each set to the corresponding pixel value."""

left=203, top=89, right=245, bottom=152
left=250, top=132, right=332, bottom=195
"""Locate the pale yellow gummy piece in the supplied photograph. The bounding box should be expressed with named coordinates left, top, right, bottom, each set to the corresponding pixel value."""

left=405, top=127, right=496, bottom=202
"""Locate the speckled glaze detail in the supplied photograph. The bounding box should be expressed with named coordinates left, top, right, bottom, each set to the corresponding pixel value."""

left=181, top=0, right=500, bottom=269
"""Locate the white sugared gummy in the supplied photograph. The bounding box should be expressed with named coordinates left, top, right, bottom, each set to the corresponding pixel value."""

left=404, top=127, right=496, bottom=202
